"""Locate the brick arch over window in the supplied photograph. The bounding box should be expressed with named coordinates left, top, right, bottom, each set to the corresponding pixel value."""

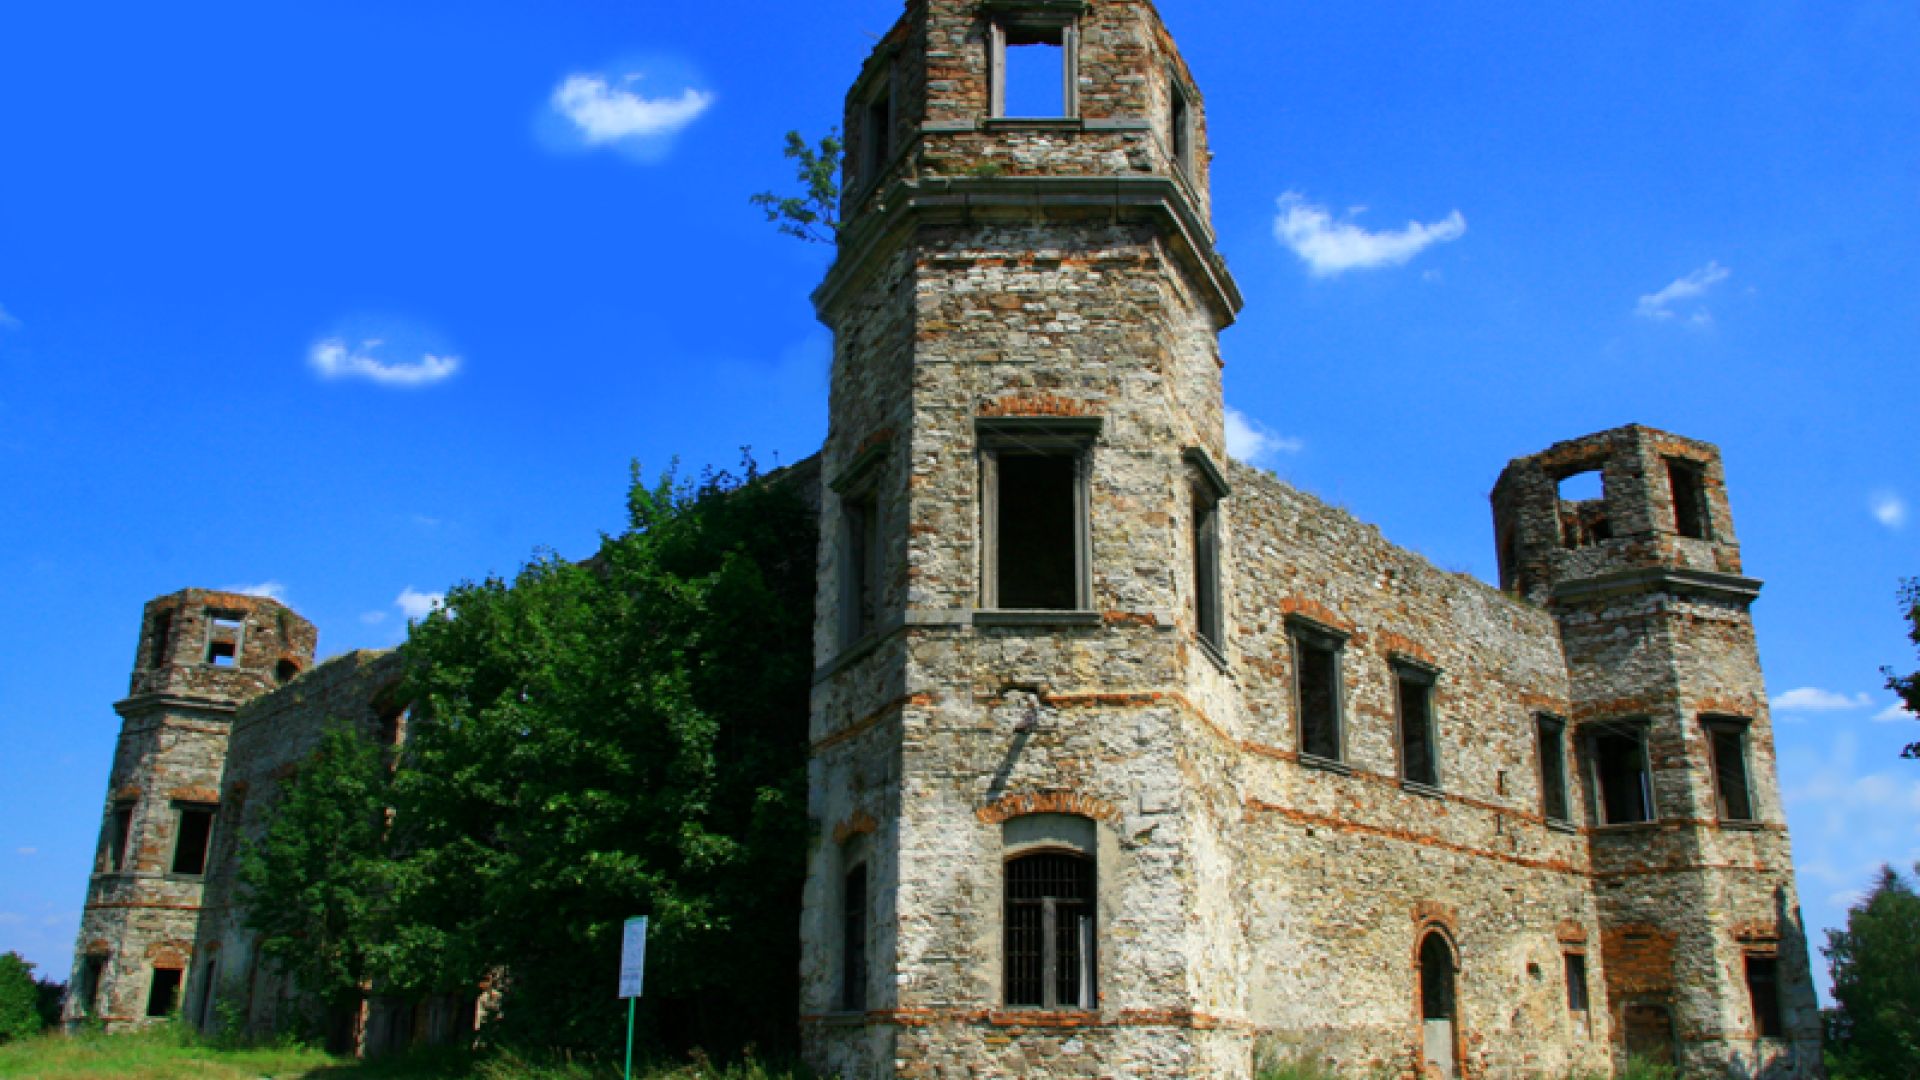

left=1001, top=812, right=1099, bottom=1010
left=976, top=790, right=1121, bottom=826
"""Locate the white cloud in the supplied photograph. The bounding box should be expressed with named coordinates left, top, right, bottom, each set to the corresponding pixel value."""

left=221, top=581, right=287, bottom=601
left=15, top=847, right=36, bottom=857
left=551, top=74, right=713, bottom=146
left=360, top=610, right=390, bottom=626
left=1635, top=261, right=1731, bottom=324
left=310, top=339, right=459, bottom=388
left=0, top=303, right=19, bottom=330
left=1772, top=687, right=1873, bottom=711
left=1870, top=491, right=1907, bottom=530
left=1272, top=192, right=1466, bottom=276
left=396, top=587, right=445, bottom=622
left=1874, top=702, right=1916, bottom=723
left=1224, top=407, right=1303, bottom=465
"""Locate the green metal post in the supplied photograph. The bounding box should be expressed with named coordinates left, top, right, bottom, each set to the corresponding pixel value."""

left=624, top=996, right=636, bottom=1080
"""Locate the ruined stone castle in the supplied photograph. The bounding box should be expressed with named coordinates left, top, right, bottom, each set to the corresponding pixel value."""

left=68, top=1, right=1822, bottom=1076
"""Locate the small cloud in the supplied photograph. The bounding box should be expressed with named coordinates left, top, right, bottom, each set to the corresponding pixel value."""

left=221, top=581, right=287, bottom=602
left=1874, top=702, right=1916, bottom=723
left=15, top=847, right=36, bottom=857
left=1273, top=192, right=1466, bottom=276
left=396, top=587, right=445, bottom=622
left=0, top=303, right=19, bottom=330
left=1635, top=261, right=1730, bottom=324
left=310, top=339, right=459, bottom=388
left=360, top=610, right=389, bottom=626
left=1224, top=407, right=1303, bottom=466
left=1870, top=491, right=1906, bottom=530
left=550, top=73, right=713, bottom=147
left=1771, top=687, right=1873, bottom=711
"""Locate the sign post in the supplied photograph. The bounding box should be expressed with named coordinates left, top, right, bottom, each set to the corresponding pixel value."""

left=619, top=916, right=647, bottom=1080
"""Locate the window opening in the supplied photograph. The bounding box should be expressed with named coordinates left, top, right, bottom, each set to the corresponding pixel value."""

left=1497, top=524, right=1519, bottom=592
left=274, top=658, right=300, bottom=685
left=147, top=966, right=183, bottom=1018
left=842, top=491, right=881, bottom=643
left=842, top=863, right=868, bottom=1012
left=378, top=706, right=408, bottom=748
left=1005, top=849, right=1094, bottom=1008
left=1745, top=955, right=1783, bottom=1038
left=1192, top=483, right=1222, bottom=652
left=1590, top=724, right=1654, bottom=825
left=1537, top=717, right=1571, bottom=823
left=862, top=84, right=893, bottom=189
left=196, top=958, right=218, bottom=1029
left=1292, top=625, right=1344, bottom=762
left=1556, top=469, right=1611, bottom=548
left=78, top=955, right=106, bottom=1016
left=991, top=454, right=1080, bottom=609
left=1170, top=81, right=1192, bottom=175
left=205, top=611, right=244, bottom=666
left=1564, top=952, right=1589, bottom=1013
left=1396, top=667, right=1439, bottom=788
left=148, top=611, right=173, bottom=669
left=1418, top=933, right=1457, bottom=1078
left=108, top=802, right=135, bottom=872
left=171, top=805, right=215, bottom=876
left=1667, top=458, right=1711, bottom=540
left=1001, top=36, right=1067, bottom=117
left=1706, top=718, right=1755, bottom=821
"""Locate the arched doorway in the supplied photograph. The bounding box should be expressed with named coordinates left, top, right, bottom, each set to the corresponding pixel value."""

left=1419, top=932, right=1458, bottom=1079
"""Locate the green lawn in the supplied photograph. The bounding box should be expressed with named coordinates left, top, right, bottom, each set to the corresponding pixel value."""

left=0, top=1027, right=808, bottom=1080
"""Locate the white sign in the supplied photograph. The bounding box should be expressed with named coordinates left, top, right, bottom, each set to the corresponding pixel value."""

left=619, top=917, right=647, bottom=999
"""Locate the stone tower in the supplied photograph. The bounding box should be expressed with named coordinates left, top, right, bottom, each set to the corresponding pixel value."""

left=1492, top=427, right=1823, bottom=1073
left=801, top=1, right=1245, bottom=1075
left=65, top=589, right=316, bottom=1030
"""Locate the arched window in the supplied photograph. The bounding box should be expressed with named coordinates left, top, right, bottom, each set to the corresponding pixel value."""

left=1003, top=813, right=1097, bottom=1009
left=1419, top=932, right=1458, bottom=1079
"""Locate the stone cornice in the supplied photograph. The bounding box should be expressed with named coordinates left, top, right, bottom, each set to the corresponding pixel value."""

left=113, top=692, right=239, bottom=719
left=813, top=174, right=1243, bottom=329
left=1550, top=566, right=1765, bottom=606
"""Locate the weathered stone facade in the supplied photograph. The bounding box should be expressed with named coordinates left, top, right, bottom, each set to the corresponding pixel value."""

left=799, top=2, right=1821, bottom=1078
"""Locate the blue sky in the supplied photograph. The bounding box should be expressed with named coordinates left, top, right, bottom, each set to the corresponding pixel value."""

left=1, top=0, right=1914, bottom=1000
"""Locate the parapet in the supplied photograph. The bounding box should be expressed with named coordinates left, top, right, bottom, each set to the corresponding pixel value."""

left=123, top=589, right=319, bottom=706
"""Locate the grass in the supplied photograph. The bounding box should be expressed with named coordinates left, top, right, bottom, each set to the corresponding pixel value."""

left=0, top=1026, right=811, bottom=1080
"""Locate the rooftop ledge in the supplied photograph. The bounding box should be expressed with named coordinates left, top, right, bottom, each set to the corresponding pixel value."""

left=813, top=174, right=1243, bottom=329
left=1550, top=566, right=1764, bottom=605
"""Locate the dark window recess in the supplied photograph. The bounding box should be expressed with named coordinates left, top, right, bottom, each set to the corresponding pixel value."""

left=1592, top=726, right=1654, bottom=825
left=1397, top=671, right=1439, bottom=787
left=78, top=955, right=106, bottom=1015
left=148, top=611, right=172, bottom=669
left=1192, top=486, right=1222, bottom=651
left=109, top=803, right=135, bottom=872
left=1002, top=36, right=1066, bottom=117
left=147, top=967, right=183, bottom=1018
left=1170, top=83, right=1192, bottom=173
left=1419, top=935, right=1455, bottom=1021
left=172, top=806, right=215, bottom=875
left=196, top=958, right=218, bottom=1029
left=1296, top=635, right=1342, bottom=761
left=1538, top=718, right=1571, bottom=823
left=205, top=611, right=244, bottom=666
left=1497, top=525, right=1519, bottom=592
left=207, top=640, right=237, bottom=666
left=1746, top=955, right=1784, bottom=1038
left=842, top=864, right=868, bottom=1012
left=1557, top=469, right=1610, bottom=548
left=1565, top=953, right=1589, bottom=1012
left=275, top=659, right=300, bottom=684
left=1709, top=722, right=1756, bottom=821
left=843, top=493, right=880, bottom=643
left=863, top=87, right=892, bottom=188
left=997, top=454, right=1078, bottom=610
left=1005, top=850, right=1095, bottom=1009
left=1668, top=459, right=1711, bottom=540
left=378, top=707, right=407, bottom=748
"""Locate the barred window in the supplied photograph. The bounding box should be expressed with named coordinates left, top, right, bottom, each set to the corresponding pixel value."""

left=1005, top=850, right=1095, bottom=1009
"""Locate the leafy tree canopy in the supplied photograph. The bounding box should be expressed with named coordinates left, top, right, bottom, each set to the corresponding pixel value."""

left=1823, top=864, right=1920, bottom=1078
left=1886, top=578, right=1920, bottom=759
left=749, top=130, right=842, bottom=245
left=0, top=952, right=49, bottom=1045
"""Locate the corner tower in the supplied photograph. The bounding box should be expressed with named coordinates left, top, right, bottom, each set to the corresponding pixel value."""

left=65, top=589, right=316, bottom=1030
left=1493, top=427, right=1822, bottom=1074
left=802, top=1, right=1246, bottom=1076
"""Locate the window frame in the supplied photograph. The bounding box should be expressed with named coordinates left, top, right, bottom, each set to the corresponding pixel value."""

left=984, top=0, right=1083, bottom=120
left=1536, top=715, right=1573, bottom=827
left=1287, top=615, right=1349, bottom=768
left=857, top=65, right=897, bottom=195
left=1584, top=719, right=1657, bottom=826
left=1003, top=847, right=1097, bottom=1010
left=977, top=417, right=1099, bottom=616
left=841, top=861, right=869, bottom=1013
left=1564, top=950, right=1590, bottom=1019
left=1744, top=953, right=1785, bottom=1039
left=1392, top=659, right=1442, bottom=792
left=1666, top=456, right=1713, bottom=540
left=204, top=609, right=245, bottom=667
left=1168, top=71, right=1195, bottom=177
left=146, top=966, right=183, bottom=1018
left=106, top=800, right=136, bottom=873
left=168, top=802, right=217, bottom=878
left=1702, top=715, right=1758, bottom=823
left=1185, top=447, right=1229, bottom=661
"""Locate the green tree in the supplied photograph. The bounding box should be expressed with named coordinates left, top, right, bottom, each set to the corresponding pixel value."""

left=1885, top=578, right=1919, bottom=759
left=238, top=719, right=395, bottom=1035
left=749, top=130, right=842, bottom=244
left=1823, top=863, right=1920, bottom=1078
left=0, top=952, right=47, bottom=1045
left=385, top=459, right=816, bottom=1059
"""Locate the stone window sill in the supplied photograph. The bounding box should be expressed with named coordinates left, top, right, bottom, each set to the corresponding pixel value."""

left=1401, top=780, right=1444, bottom=799
left=973, top=609, right=1103, bottom=629
left=1299, top=753, right=1351, bottom=777
left=1719, top=818, right=1765, bottom=831
left=1544, top=818, right=1579, bottom=835
left=982, top=117, right=1084, bottom=132
left=1196, top=635, right=1229, bottom=674
left=1591, top=820, right=1662, bottom=834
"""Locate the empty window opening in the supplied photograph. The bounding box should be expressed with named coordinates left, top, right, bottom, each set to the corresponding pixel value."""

left=1537, top=717, right=1571, bottom=824
left=1497, top=524, right=1519, bottom=592
left=842, top=863, right=868, bottom=1012
left=1591, top=725, right=1654, bottom=825
left=147, top=966, right=183, bottom=1018
left=1707, top=719, right=1755, bottom=821
left=1565, top=952, right=1589, bottom=1013
left=196, top=958, right=218, bottom=1030
left=1667, top=458, right=1711, bottom=540
left=148, top=611, right=173, bottom=669
left=1001, top=36, right=1067, bottom=117
left=378, top=706, right=408, bottom=748
left=108, top=802, right=135, bottom=872
left=1005, top=850, right=1094, bottom=1008
left=1293, top=628, right=1343, bottom=762
left=1556, top=469, right=1611, bottom=548
left=1418, top=933, right=1457, bottom=1078
left=1170, top=82, right=1193, bottom=174
left=862, top=86, right=893, bottom=189
left=842, top=492, right=881, bottom=644
left=171, top=805, right=215, bottom=876
left=274, top=658, right=300, bottom=685
left=205, top=611, right=244, bottom=666
left=1558, top=470, right=1603, bottom=502
left=1745, top=955, right=1784, bottom=1038
left=994, top=454, right=1079, bottom=610
left=77, top=955, right=106, bottom=1016
left=1397, top=668, right=1440, bottom=788
left=1191, top=484, right=1222, bottom=652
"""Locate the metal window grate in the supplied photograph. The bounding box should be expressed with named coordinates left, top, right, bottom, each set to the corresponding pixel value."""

left=1005, top=851, right=1094, bottom=1008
